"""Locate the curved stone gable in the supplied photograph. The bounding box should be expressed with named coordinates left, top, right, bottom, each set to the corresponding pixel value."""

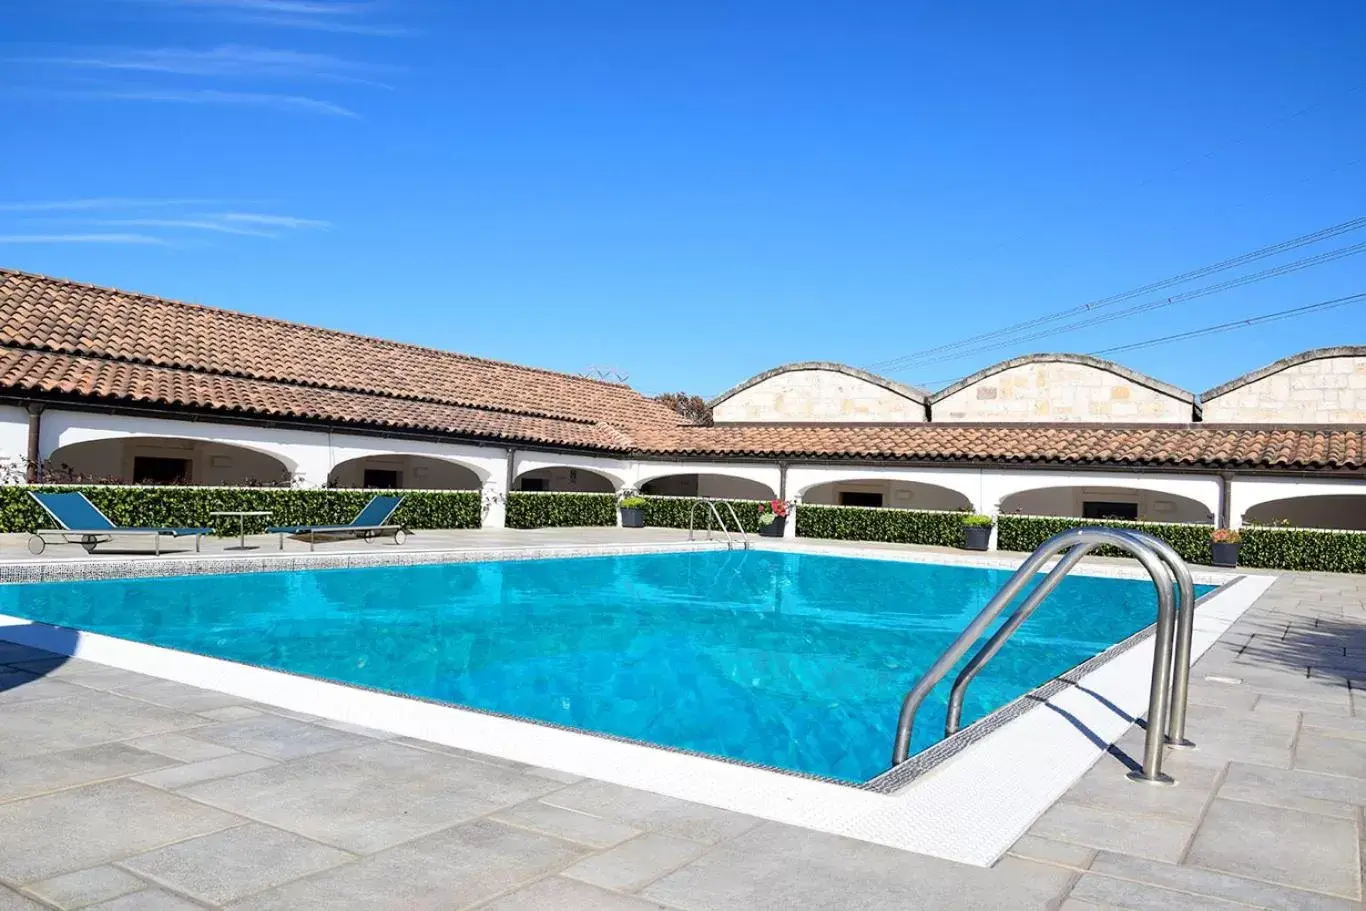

left=928, top=354, right=1197, bottom=423
left=1202, top=347, right=1366, bottom=424
left=710, top=362, right=928, bottom=424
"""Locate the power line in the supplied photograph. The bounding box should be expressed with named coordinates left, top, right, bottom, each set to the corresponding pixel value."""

left=1089, top=292, right=1366, bottom=357
left=865, top=217, right=1366, bottom=373
left=894, top=240, right=1366, bottom=371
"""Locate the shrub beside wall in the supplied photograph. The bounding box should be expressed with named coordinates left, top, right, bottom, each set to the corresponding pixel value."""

left=1240, top=526, right=1366, bottom=574
left=995, top=514, right=1213, bottom=564
left=795, top=504, right=965, bottom=547
left=642, top=496, right=763, bottom=534
left=0, top=486, right=481, bottom=535
left=505, top=491, right=616, bottom=528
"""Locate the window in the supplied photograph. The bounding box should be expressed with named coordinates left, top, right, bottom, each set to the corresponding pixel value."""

left=133, top=456, right=190, bottom=484
left=520, top=477, right=548, bottom=491
left=1083, top=500, right=1138, bottom=520
left=839, top=491, right=884, bottom=508
left=363, top=469, right=401, bottom=489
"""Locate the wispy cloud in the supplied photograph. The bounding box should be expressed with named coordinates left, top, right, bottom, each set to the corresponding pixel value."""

left=0, top=197, right=224, bottom=213
left=214, top=212, right=330, bottom=229
left=24, top=45, right=395, bottom=86
left=73, top=218, right=279, bottom=237
left=126, top=0, right=408, bottom=35
left=0, top=233, right=170, bottom=245
left=70, top=87, right=358, bottom=117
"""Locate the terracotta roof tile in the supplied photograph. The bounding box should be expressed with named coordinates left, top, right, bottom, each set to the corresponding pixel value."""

left=0, top=268, right=680, bottom=430
left=634, top=424, right=1366, bottom=471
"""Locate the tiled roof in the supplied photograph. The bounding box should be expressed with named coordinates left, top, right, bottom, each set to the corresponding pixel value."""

left=638, top=424, right=1366, bottom=471
left=0, top=347, right=623, bottom=450
left=0, top=269, right=1360, bottom=473
left=0, top=268, right=681, bottom=431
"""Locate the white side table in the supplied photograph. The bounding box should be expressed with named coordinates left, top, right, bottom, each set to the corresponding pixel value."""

left=209, top=510, right=273, bottom=551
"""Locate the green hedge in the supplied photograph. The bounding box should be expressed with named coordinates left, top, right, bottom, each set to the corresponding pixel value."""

left=1240, top=526, right=1366, bottom=574
left=642, top=496, right=763, bottom=534
left=505, top=492, right=616, bottom=528
left=0, top=485, right=481, bottom=535
left=996, top=514, right=1213, bottom=564
left=795, top=504, right=965, bottom=546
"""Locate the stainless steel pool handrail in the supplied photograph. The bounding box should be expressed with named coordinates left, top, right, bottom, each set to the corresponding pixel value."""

left=942, top=529, right=1191, bottom=738
left=889, top=527, right=1179, bottom=785
left=1122, top=529, right=1198, bottom=749
left=688, top=498, right=748, bottom=550
left=715, top=500, right=751, bottom=550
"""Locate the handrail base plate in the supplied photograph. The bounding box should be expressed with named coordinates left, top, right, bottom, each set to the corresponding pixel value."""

left=1127, top=770, right=1176, bottom=787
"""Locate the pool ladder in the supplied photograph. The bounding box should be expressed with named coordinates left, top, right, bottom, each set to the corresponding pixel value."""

left=687, top=498, right=751, bottom=550
left=890, top=527, right=1197, bottom=785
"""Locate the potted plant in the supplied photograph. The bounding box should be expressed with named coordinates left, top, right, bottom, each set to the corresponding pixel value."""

left=757, top=499, right=789, bottom=537
left=960, top=514, right=993, bottom=551
left=619, top=495, right=647, bottom=528
left=1211, top=528, right=1242, bottom=567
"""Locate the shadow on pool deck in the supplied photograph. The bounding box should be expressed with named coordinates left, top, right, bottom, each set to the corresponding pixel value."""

left=0, top=624, right=78, bottom=693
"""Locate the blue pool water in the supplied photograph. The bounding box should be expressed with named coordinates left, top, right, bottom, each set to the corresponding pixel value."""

left=0, top=551, right=1210, bottom=783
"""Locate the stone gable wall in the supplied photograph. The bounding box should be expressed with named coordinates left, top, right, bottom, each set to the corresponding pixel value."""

left=932, top=362, right=1192, bottom=422
left=712, top=369, right=926, bottom=423
left=1202, top=356, right=1366, bottom=423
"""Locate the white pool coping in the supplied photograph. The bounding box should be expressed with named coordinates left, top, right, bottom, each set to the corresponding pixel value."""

left=0, top=542, right=1269, bottom=867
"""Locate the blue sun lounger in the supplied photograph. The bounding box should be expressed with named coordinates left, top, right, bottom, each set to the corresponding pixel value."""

left=28, top=491, right=213, bottom=556
left=267, top=494, right=409, bottom=551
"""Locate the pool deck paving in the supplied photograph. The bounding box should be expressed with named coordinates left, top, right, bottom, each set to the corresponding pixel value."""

left=0, top=532, right=1361, bottom=909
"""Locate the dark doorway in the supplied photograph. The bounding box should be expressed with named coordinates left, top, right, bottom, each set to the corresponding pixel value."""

left=1083, top=500, right=1139, bottom=520
left=363, top=469, right=401, bottom=489
left=839, top=491, right=884, bottom=508
left=133, top=456, right=191, bottom=484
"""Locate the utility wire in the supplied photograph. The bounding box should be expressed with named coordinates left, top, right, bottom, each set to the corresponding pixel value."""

left=1090, top=292, right=1366, bottom=356
left=866, top=217, right=1366, bottom=373
left=894, top=240, right=1366, bottom=371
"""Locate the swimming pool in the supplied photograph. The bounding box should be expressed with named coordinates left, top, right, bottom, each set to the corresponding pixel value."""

left=0, top=549, right=1210, bottom=783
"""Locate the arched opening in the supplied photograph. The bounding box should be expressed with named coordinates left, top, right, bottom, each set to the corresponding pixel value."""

left=45, top=436, right=293, bottom=486
left=999, top=486, right=1212, bottom=524
left=328, top=455, right=482, bottom=490
left=514, top=466, right=616, bottom=493
left=1243, top=495, right=1366, bottom=531
left=640, top=473, right=775, bottom=500
left=800, top=478, right=971, bottom=511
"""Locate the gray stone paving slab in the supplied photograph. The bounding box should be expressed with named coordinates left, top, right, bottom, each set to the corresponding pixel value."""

left=0, top=671, right=89, bottom=705
left=1027, top=800, right=1194, bottom=863
left=480, top=876, right=670, bottom=910
left=188, top=715, right=371, bottom=761
left=1294, top=730, right=1366, bottom=780
left=1218, top=762, right=1366, bottom=818
left=1068, top=873, right=1246, bottom=910
left=1088, top=851, right=1360, bottom=911
left=194, top=707, right=262, bottom=723
left=122, top=733, right=236, bottom=764
left=120, top=822, right=352, bottom=905
left=85, top=890, right=204, bottom=910
left=25, top=866, right=148, bottom=910
left=132, top=753, right=278, bottom=790
left=226, top=818, right=588, bottom=910
left=0, top=780, right=241, bottom=884
left=1054, top=759, right=1219, bottom=823
left=109, top=680, right=248, bottom=714
left=0, top=692, right=202, bottom=762
left=642, top=823, right=1074, bottom=910
left=1005, top=834, right=1097, bottom=870
left=1302, top=711, right=1366, bottom=743
left=0, top=743, right=174, bottom=804
left=562, top=833, right=708, bottom=892
left=179, top=740, right=557, bottom=853
left=1186, top=798, right=1362, bottom=899
left=0, top=886, right=44, bottom=910
left=547, top=779, right=763, bottom=846
left=491, top=798, right=642, bottom=849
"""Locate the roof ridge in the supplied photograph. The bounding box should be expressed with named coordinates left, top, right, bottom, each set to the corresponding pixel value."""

left=0, top=266, right=646, bottom=394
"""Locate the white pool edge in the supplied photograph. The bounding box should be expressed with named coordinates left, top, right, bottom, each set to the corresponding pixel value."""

left=0, top=546, right=1270, bottom=867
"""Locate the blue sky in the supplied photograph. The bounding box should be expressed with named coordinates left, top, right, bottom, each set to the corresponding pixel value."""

left=3, top=1, right=1363, bottom=398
